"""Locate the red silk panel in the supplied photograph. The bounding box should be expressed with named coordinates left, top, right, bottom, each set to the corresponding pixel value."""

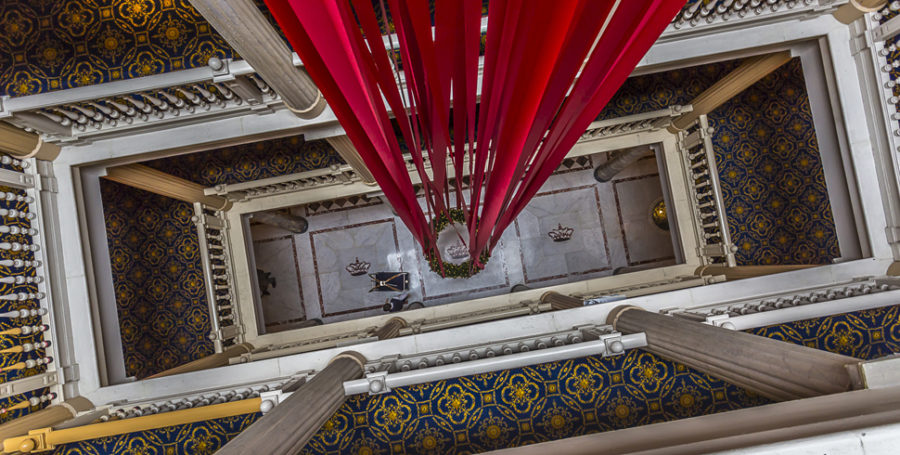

left=264, top=0, right=686, bottom=273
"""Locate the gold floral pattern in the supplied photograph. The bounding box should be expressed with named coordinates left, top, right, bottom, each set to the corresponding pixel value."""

left=0, top=0, right=235, bottom=97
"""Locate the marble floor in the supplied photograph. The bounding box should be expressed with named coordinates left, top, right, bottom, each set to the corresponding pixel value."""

left=249, top=152, right=678, bottom=330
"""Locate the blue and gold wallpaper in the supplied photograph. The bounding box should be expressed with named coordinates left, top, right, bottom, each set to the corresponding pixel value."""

left=101, top=179, right=213, bottom=380
left=0, top=0, right=235, bottom=97
left=102, top=137, right=343, bottom=379
left=746, top=304, right=900, bottom=359
left=601, top=58, right=839, bottom=265
left=50, top=412, right=260, bottom=455
left=49, top=304, right=900, bottom=454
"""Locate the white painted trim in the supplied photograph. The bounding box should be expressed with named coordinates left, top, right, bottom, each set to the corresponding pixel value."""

left=51, top=16, right=844, bottom=170
left=0, top=371, right=58, bottom=400
left=81, top=257, right=890, bottom=406
left=342, top=333, right=648, bottom=396
left=725, top=288, right=900, bottom=330
left=796, top=40, right=867, bottom=260
left=54, top=163, right=103, bottom=394
left=823, top=25, right=895, bottom=259
left=78, top=166, right=128, bottom=385
left=709, top=422, right=900, bottom=455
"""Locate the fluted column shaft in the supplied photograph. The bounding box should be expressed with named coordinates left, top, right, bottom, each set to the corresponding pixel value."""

left=0, top=121, right=60, bottom=161
left=188, top=0, right=325, bottom=118
left=146, top=343, right=253, bottom=379
left=0, top=397, right=92, bottom=442
left=593, top=146, right=651, bottom=182
left=104, top=164, right=230, bottom=210
left=669, top=52, right=792, bottom=132
left=608, top=307, right=862, bottom=401
left=541, top=291, right=583, bottom=310
left=217, top=352, right=365, bottom=454
left=373, top=317, right=407, bottom=340
left=325, top=135, right=377, bottom=184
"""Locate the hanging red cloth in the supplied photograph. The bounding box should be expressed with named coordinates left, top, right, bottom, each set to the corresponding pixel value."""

left=264, top=0, right=685, bottom=275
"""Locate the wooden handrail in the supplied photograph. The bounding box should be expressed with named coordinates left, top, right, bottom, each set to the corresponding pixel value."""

left=2, top=398, right=261, bottom=453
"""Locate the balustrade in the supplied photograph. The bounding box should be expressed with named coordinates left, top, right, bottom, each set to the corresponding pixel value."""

left=575, top=275, right=717, bottom=301
left=192, top=203, right=242, bottom=351
left=676, top=115, right=737, bottom=266
left=209, top=108, right=688, bottom=205
left=206, top=164, right=361, bottom=202
left=99, top=382, right=281, bottom=423
left=869, top=12, right=900, bottom=147
left=670, top=276, right=900, bottom=329
left=344, top=325, right=644, bottom=396
left=0, top=156, right=60, bottom=420
left=0, top=392, right=56, bottom=422
left=670, top=0, right=819, bottom=32
left=1, top=60, right=277, bottom=142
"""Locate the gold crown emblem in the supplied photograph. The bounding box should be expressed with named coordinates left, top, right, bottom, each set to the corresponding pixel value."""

left=548, top=224, right=574, bottom=242
left=345, top=257, right=371, bottom=276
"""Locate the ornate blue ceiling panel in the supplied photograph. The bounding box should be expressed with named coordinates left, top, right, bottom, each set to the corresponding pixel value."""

left=0, top=0, right=234, bottom=97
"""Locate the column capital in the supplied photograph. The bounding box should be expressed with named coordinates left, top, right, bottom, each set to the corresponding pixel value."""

left=330, top=351, right=367, bottom=368
left=540, top=291, right=584, bottom=310
left=325, top=135, right=377, bottom=184
left=188, top=0, right=325, bottom=118
left=606, top=305, right=642, bottom=329
left=834, top=0, right=887, bottom=24
left=0, top=121, right=60, bottom=161
left=386, top=317, right=408, bottom=328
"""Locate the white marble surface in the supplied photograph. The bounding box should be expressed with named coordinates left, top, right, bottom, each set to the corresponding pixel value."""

left=614, top=174, right=675, bottom=265
left=252, top=236, right=305, bottom=331
left=248, top=152, right=676, bottom=327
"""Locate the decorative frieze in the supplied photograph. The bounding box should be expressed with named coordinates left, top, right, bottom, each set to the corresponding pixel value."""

left=667, top=276, right=898, bottom=328
left=669, top=0, right=821, bottom=33
left=346, top=324, right=645, bottom=396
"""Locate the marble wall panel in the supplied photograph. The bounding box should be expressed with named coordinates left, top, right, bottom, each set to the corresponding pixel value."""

left=612, top=174, right=674, bottom=266
left=515, top=185, right=611, bottom=284
left=252, top=235, right=304, bottom=331
left=309, top=219, right=401, bottom=317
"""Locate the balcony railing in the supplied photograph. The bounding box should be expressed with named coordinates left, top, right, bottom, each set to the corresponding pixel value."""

left=193, top=203, right=243, bottom=352
left=676, top=115, right=737, bottom=266
left=0, top=154, right=61, bottom=418
left=667, top=0, right=824, bottom=35
left=0, top=60, right=280, bottom=143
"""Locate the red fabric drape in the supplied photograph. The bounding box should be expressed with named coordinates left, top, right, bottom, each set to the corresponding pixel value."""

left=264, top=0, right=685, bottom=274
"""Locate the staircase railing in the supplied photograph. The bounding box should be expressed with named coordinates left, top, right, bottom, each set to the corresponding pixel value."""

left=193, top=203, right=242, bottom=352
left=676, top=115, right=737, bottom=266
left=0, top=155, right=61, bottom=415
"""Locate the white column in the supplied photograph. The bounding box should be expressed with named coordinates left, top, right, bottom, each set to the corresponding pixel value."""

left=188, top=0, right=325, bottom=118
left=217, top=352, right=365, bottom=454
